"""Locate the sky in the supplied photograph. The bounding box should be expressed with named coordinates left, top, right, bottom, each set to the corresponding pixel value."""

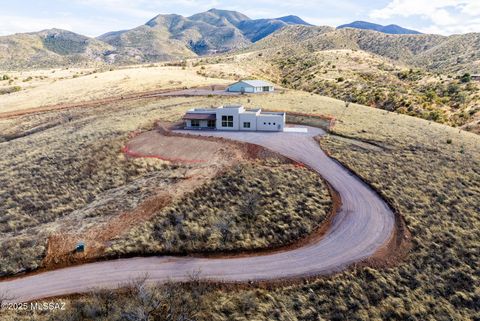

left=0, top=0, right=479, bottom=37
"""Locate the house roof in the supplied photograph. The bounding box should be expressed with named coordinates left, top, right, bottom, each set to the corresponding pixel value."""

left=230, top=80, right=274, bottom=87
left=183, top=113, right=216, bottom=120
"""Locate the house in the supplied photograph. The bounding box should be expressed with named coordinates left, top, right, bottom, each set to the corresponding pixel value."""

left=226, top=80, right=274, bottom=93
left=183, top=105, right=285, bottom=131
left=472, top=74, right=480, bottom=81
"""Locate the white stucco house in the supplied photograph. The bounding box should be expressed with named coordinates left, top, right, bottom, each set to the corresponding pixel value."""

left=226, top=80, right=274, bottom=93
left=183, top=105, right=285, bottom=131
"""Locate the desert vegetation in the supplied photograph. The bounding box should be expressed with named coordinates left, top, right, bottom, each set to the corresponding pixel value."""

left=273, top=50, right=479, bottom=129
left=0, top=97, right=195, bottom=276
left=0, top=92, right=335, bottom=277
left=0, top=89, right=478, bottom=320
left=107, top=161, right=332, bottom=256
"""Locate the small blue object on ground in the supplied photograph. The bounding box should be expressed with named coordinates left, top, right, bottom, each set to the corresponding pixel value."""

left=75, top=242, right=85, bottom=253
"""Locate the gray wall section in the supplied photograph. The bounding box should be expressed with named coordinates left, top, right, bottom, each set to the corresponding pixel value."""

left=227, top=82, right=274, bottom=93
left=256, top=114, right=285, bottom=131
left=216, top=108, right=241, bottom=131
left=239, top=113, right=258, bottom=131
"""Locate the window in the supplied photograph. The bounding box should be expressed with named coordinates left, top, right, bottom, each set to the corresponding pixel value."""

left=264, top=122, right=266, bottom=125
left=221, top=115, right=234, bottom=127
left=207, top=119, right=216, bottom=128
left=273, top=122, right=276, bottom=125
left=243, top=122, right=251, bottom=128
left=262, top=86, right=270, bottom=92
left=191, top=119, right=200, bottom=127
left=268, top=122, right=271, bottom=125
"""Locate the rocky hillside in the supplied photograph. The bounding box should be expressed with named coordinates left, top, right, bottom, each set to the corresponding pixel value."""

left=197, top=28, right=480, bottom=131
left=99, top=9, right=312, bottom=57
left=0, top=29, right=113, bottom=69
left=1, top=9, right=479, bottom=73
left=248, top=25, right=480, bottom=73
left=0, top=9, right=312, bottom=70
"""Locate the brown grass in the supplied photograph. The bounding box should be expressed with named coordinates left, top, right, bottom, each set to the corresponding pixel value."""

left=107, top=160, right=332, bottom=256
left=0, top=88, right=478, bottom=320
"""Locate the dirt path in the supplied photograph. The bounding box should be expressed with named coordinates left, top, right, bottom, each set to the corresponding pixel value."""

left=0, top=126, right=396, bottom=302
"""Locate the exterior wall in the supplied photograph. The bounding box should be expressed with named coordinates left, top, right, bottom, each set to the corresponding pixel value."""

left=227, top=82, right=254, bottom=93
left=185, top=106, right=284, bottom=132
left=227, top=82, right=275, bottom=93
left=239, top=113, right=258, bottom=131
left=185, top=119, right=212, bottom=129
left=215, top=107, right=243, bottom=131
left=256, top=114, right=285, bottom=131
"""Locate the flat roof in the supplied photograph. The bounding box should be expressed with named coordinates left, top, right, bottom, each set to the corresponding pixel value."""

left=230, top=80, right=274, bottom=87
left=260, top=111, right=285, bottom=116
left=183, top=113, right=216, bottom=120
left=222, top=104, right=244, bottom=109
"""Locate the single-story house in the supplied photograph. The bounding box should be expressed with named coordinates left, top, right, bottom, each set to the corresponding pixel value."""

left=226, top=80, right=274, bottom=93
left=183, top=105, right=285, bottom=131
left=472, top=74, right=480, bottom=81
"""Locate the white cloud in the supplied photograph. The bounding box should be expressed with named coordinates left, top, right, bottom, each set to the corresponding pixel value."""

left=0, top=14, right=123, bottom=37
left=370, top=0, right=480, bottom=34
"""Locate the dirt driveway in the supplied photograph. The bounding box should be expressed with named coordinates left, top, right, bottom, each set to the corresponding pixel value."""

left=0, top=126, right=398, bottom=303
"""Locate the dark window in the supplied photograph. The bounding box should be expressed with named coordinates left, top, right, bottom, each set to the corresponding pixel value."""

left=221, top=115, right=234, bottom=127
left=273, top=122, right=276, bottom=125
left=191, top=119, right=200, bottom=127
left=268, top=122, right=271, bottom=125
left=207, top=120, right=216, bottom=128
left=264, top=122, right=266, bottom=125
left=262, top=86, right=270, bottom=91
left=243, top=122, right=251, bottom=128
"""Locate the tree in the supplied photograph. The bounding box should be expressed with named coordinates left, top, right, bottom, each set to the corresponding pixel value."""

left=460, top=73, right=471, bottom=83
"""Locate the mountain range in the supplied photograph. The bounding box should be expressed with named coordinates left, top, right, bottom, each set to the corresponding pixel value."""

left=0, top=8, right=479, bottom=73
left=0, top=9, right=312, bottom=69
left=337, top=21, right=421, bottom=34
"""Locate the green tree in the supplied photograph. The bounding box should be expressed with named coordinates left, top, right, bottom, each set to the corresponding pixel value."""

left=460, top=73, right=471, bottom=83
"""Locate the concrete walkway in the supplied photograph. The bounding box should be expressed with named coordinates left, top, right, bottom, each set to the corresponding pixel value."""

left=0, top=126, right=395, bottom=302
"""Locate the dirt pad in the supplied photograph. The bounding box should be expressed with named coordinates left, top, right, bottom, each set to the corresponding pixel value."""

left=124, top=130, right=229, bottom=164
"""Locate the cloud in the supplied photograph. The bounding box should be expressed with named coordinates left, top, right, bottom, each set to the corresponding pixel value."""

left=370, top=0, right=480, bottom=34
left=0, top=14, right=124, bottom=37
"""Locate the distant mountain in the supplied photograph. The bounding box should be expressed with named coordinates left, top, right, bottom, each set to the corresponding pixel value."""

left=277, top=15, right=312, bottom=26
left=337, top=21, right=421, bottom=35
left=0, top=8, right=312, bottom=69
left=97, top=9, right=312, bottom=59
left=248, top=25, right=480, bottom=73
left=1, top=8, right=479, bottom=73
left=0, top=28, right=113, bottom=69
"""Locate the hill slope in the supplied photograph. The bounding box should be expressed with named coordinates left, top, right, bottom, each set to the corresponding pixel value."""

left=338, top=21, right=421, bottom=34
left=0, top=29, right=112, bottom=69
left=248, top=25, right=480, bottom=73
left=97, top=8, right=312, bottom=59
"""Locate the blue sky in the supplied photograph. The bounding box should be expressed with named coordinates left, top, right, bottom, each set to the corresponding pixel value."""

left=1, top=0, right=479, bottom=37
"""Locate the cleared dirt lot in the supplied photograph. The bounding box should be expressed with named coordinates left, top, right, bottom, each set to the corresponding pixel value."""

left=125, top=130, right=228, bottom=163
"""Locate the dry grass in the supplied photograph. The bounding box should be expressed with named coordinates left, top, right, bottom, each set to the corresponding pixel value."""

left=0, top=96, right=199, bottom=276
left=107, top=161, right=332, bottom=256
left=0, top=87, right=478, bottom=320
left=0, top=65, right=229, bottom=113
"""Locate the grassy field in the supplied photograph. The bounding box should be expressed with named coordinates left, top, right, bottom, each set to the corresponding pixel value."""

left=0, top=92, right=333, bottom=277
left=0, top=64, right=229, bottom=113
left=107, top=161, right=332, bottom=256
left=195, top=50, right=480, bottom=133
left=0, top=96, right=194, bottom=276
left=0, top=87, right=479, bottom=320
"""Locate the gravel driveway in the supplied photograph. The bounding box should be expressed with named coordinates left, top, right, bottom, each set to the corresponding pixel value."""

left=0, top=126, right=395, bottom=302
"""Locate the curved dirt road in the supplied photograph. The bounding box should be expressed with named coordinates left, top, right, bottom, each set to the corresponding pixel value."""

left=0, top=126, right=395, bottom=302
